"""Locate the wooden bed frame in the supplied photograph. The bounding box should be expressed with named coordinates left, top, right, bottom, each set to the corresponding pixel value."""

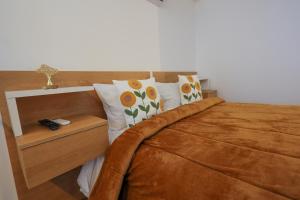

left=0, top=71, right=196, bottom=200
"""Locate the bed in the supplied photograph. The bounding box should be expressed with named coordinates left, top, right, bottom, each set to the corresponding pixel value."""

left=89, top=97, right=300, bottom=200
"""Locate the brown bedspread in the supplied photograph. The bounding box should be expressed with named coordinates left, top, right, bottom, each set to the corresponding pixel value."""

left=89, top=97, right=300, bottom=200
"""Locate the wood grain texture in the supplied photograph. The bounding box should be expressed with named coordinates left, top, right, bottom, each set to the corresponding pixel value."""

left=18, top=115, right=107, bottom=149
left=153, top=71, right=197, bottom=83
left=0, top=71, right=149, bottom=200
left=17, top=91, right=103, bottom=129
left=19, top=124, right=108, bottom=188
left=203, top=89, right=218, bottom=99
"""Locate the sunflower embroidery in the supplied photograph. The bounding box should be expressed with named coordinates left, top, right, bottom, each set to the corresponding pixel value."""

left=195, top=82, right=202, bottom=99
left=181, top=83, right=191, bottom=94
left=179, top=75, right=203, bottom=105
left=128, top=80, right=149, bottom=119
left=128, top=80, right=142, bottom=90
left=186, top=76, right=202, bottom=101
left=195, top=82, right=201, bottom=91
left=120, top=91, right=138, bottom=127
left=191, top=83, right=198, bottom=100
left=146, top=86, right=160, bottom=114
left=181, top=83, right=192, bottom=102
left=187, top=75, right=194, bottom=83
left=146, top=86, right=157, bottom=100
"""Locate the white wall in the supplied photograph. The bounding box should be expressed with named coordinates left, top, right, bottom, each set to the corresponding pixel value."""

left=196, top=0, right=300, bottom=104
left=0, top=0, right=161, bottom=71
left=0, top=0, right=197, bottom=72
left=158, top=0, right=196, bottom=71
left=0, top=113, right=18, bottom=200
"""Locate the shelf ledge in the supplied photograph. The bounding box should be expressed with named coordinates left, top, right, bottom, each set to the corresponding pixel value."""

left=5, top=86, right=94, bottom=99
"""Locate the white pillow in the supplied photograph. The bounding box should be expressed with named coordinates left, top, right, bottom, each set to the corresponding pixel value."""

left=178, top=75, right=203, bottom=105
left=77, top=128, right=127, bottom=197
left=113, top=78, right=162, bottom=128
left=93, top=84, right=127, bottom=132
left=156, top=82, right=181, bottom=111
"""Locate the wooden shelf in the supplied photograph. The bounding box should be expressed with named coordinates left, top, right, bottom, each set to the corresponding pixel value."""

left=203, top=89, right=218, bottom=99
left=5, top=86, right=94, bottom=99
left=17, top=115, right=106, bottom=149
left=5, top=86, right=95, bottom=137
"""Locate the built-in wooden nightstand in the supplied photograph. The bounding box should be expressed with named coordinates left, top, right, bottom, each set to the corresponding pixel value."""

left=16, top=115, right=108, bottom=189
left=203, top=89, right=218, bottom=99
left=5, top=87, right=109, bottom=189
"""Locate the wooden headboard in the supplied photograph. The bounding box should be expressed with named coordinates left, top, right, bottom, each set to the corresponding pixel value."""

left=153, top=71, right=196, bottom=83
left=0, top=71, right=196, bottom=200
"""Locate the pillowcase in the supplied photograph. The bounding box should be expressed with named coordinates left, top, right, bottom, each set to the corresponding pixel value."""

left=178, top=75, right=203, bottom=105
left=156, top=82, right=181, bottom=111
left=93, top=84, right=127, bottom=132
left=113, top=78, right=162, bottom=128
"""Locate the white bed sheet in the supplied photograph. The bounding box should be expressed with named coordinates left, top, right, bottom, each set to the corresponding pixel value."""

left=77, top=128, right=127, bottom=197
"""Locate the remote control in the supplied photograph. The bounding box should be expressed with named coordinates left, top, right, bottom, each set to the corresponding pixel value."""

left=51, top=119, right=71, bottom=125
left=38, top=119, right=60, bottom=131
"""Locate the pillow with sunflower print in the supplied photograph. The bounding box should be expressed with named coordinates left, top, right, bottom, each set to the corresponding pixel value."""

left=178, top=75, right=203, bottom=105
left=113, top=78, right=162, bottom=128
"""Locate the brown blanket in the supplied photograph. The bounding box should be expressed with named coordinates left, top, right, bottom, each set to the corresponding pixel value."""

left=89, top=97, right=300, bottom=200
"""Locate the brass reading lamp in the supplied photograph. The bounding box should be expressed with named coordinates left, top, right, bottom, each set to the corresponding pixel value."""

left=36, top=64, right=59, bottom=89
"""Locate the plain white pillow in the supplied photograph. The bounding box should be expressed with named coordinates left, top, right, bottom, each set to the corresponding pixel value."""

left=156, top=82, right=181, bottom=110
left=93, top=84, right=127, bottom=132
left=78, top=128, right=127, bottom=197
left=77, top=156, right=104, bottom=197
